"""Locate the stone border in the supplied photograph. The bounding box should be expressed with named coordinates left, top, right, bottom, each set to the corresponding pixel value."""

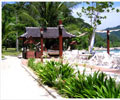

left=21, top=59, right=62, bottom=99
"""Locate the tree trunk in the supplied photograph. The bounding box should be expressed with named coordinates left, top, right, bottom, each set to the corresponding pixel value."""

left=89, top=12, right=99, bottom=53
left=16, top=11, right=19, bottom=52
left=89, top=28, right=96, bottom=53
left=16, top=32, right=19, bottom=52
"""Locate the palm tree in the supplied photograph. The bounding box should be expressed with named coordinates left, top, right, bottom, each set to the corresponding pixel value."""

left=19, top=2, right=80, bottom=27
left=19, top=2, right=65, bottom=27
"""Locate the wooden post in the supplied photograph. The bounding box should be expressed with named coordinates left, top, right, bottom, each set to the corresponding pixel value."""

left=22, top=38, right=25, bottom=58
left=59, top=20, right=63, bottom=59
left=40, top=28, right=43, bottom=62
left=107, top=30, right=110, bottom=54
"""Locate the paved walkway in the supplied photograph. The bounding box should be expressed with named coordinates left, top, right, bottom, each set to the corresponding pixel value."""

left=0, top=56, right=53, bottom=99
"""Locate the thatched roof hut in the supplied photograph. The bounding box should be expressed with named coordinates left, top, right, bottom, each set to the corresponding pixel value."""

left=19, top=27, right=75, bottom=39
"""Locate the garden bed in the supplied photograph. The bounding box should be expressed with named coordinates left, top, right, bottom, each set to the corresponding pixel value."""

left=26, top=58, right=120, bottom=98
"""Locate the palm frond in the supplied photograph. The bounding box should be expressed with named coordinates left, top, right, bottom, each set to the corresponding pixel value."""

left=20, top=12, right=40, bottom=26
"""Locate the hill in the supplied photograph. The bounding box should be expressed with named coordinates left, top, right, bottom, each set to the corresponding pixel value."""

left=95, top=25, right=120, bottom=47
left=97, top=25, right=120, bottom=39
left=105, top=25, right=120, bottom=30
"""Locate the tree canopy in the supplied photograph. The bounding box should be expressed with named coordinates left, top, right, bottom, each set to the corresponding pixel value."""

left=2, top=2, right=119, bottom=51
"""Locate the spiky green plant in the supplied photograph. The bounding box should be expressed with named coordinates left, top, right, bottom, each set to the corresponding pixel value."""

left=27, top=59, right=120, bottom=98
left=37, top=61, right=60, bottom=87
left=60, top=71, right=120, bottom=98
left=59, top=63, right=75, bottom=80
left=55, top=63, right=75, bottom=90
left=28, top=58, right=35, bottom=70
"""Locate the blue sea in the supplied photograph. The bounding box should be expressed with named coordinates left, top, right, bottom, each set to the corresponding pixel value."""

left=96, top=49, right=120, bottom=53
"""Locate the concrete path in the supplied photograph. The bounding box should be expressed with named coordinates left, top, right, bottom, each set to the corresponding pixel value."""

left=0, top=56, right=53, bottom=99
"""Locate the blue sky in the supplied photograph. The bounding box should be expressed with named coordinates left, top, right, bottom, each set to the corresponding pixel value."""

left=71, top=2, right=120, bottom=30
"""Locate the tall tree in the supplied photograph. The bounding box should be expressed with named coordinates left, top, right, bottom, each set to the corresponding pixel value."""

left=19, top=2, right=80, bottom=27
left=2, top=4, right=17, bottom=49
left=19, top=2, right=64, bottom=27
left=81, top=2, right=115, bottom=53
left=14, top=2, right=27, bottom=51
left=2, top=3, right=26, bottom=50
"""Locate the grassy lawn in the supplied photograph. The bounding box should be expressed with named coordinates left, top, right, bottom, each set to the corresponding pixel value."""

left=2, top=48, right=21, bottom=56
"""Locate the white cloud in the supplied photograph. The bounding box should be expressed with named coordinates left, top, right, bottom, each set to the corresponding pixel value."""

left=98, top=7, right=120, bottom=30
left=71, top=6, right=120, bottom=30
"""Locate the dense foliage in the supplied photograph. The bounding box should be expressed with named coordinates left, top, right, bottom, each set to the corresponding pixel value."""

left=28, top=59, right=120, bottom=98
left=2, top=2, right=91, bottom=50
left=28, top=58, right=75, bottom=87
left=95, top=34, right=120, bottom=48
left=2, top=2, right=119, bottom=51
left=65, top=18, right=92, bottom=50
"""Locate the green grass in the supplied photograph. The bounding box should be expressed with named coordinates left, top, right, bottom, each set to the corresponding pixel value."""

left=2, top=48, right=21, bottom=56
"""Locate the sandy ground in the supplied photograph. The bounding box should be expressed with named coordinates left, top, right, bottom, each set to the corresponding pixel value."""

left=0, top=56, right=53, bottom=99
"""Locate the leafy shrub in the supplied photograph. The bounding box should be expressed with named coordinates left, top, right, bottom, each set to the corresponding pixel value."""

left=37, top=61, right=60, bottom=87
left=28, top=59, right=75, bottom=87
left=28, top=58, right=35, bottom=70
left=2, top=55, right=5, bottom=59
left=27, top=59, right=120, bottom=98
left=55, top=63, right=75, bottom=90
left=59, top=63, right=75, bottom=80
left=34, top=62, right=43, bottom=73
left=37, top=61, right=75, bottom=87
left=60, top=71, right=120, bottom=98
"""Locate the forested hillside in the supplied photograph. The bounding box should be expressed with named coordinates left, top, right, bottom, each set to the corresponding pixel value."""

left=95, top=25, right=120, bottom=47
